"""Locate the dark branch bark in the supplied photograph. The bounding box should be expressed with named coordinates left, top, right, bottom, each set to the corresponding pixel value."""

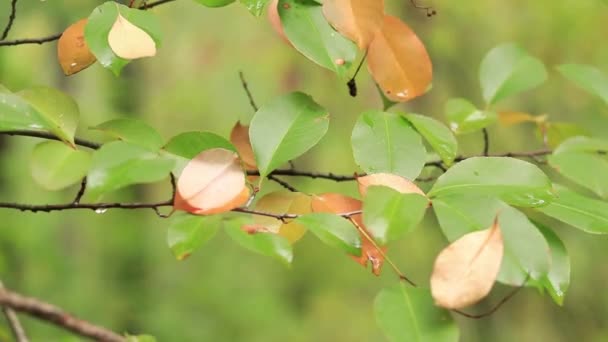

left=1, top=130, right=101, bottom=149
left=0, top=0, right=176, bottom=47
left=0, top=288, right=124, bottom=342
left=1, top=0, right=18, bottom=40
left=267, top=174, right=298, bottom=192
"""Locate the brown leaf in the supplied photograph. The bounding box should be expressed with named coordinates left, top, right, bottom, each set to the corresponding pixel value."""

left=357, top=173, right=425, bottom=197
left=57, top=19, right=97, bottom=76
left=108, top=14, right=157, bottom=59
left=322, top=0, right=385, bottom=49
left=430, top=218, right=504, bottom=309
left=367, top=15, right=432, bottom=102
left=253, top=191, right=311, bottom=243
left=174, top=148, right=250, bottom=215
left=312, top=193, right=385, bottom=275
left=230, top=121, right=257, bottom=170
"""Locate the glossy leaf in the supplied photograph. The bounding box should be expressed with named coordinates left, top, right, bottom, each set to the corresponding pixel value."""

left=536, top=185, right=608, bottom=234
left=367, top=16, right=432, bottom=102
left=357, top=173, right=425, bottom=197
left=57, top=18, right=97, bottom=76
left=278, top=0, right=357, bottom=76
left=92, top=118, right=164, bottom=151
left=174, top=148, right=250, bottom=215
left=230, top=121, right=257, bottom=169
left=429, top=157, right=554, bottom=207
left=240, top=0, right=271, bottom=16
left=322, top=0, right=384, bottom=49
left=225, top=220, right=293, bottom=266
left=362, top=186, right=429, bottom=245
left=557, top=64, right=608, bottom=105
left=86, top=141, right=175, bottom=199
left=296, top=213, right=361, bottom=256
left=431, top=219, right=503, bottom=309
left=167, top=214, right=220, bottom=260
left=86, top=2, right=161, bottom=75
left=535, top=222, right=570, bottom=306
left=445, top=98, right=497, bottom=134
left=195, top=0, right=236, bottom=8
left=479, top=43, right=547, bottom=105
left=351, top=111, right=426, bottom=180
left=30, top=141, right=91, bottom=190
left=252, top=192, right=311, bottom=243
left=375, top=284, right=459, bottom=342
left=404, top=113, right=458, bottom=166
left=108, top=14, right=157, bottom=59
left=249, top=92, right=329, bottom=178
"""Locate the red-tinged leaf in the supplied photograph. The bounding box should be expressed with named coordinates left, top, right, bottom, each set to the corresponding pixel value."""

left=230, top=121, right=257, bottom=169
left=322, top=0, right=385, bottom=49
left=430, top=218, right=504, bottom=309
left=242, top=224, right=273, bottom=234
left=57, top=19, right=97, bottom=76
left=367, top=15, right=432, bottom=102
left=268, top=0, right=289, bottom=43
left=174, top=148, right=250, bottom=215
left=311, top=193, right=385, bottom=275
left=358, top=173, right=425, bottom=197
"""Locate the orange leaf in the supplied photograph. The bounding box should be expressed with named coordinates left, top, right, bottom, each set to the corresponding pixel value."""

left=268, top=0, right=290, bottom=44
left=367, top=15, right=432, bottom=102
left=230, top=121, right=257, bottom=170
left=357, top=173, right=425, bottom=197
left=498, top=111, right=547, bottom=126
left=57, top=19, right=97, bottom=76
left=430, top=218, right=504, bottom=309
left=174, top=148, right=250, bottom=215
left=108, top=14, right=157, bottom=59
left=253, top=191, right=311, bottom=243
left=312, top=193, right=385, bottom=275
left=322, top=0, right=385, bottom=49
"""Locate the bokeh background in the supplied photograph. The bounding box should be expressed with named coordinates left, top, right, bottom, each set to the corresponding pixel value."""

left=1, top=0, right=607, bottom=340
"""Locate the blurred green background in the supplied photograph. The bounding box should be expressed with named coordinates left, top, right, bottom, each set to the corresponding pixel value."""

left=1, top=0, right=608, bottom=341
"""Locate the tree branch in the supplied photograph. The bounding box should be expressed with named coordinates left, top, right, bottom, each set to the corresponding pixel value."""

left=267, top=174, right=298, bottom=192
left=452, top=275, right=529, bottom=319
left=0, top=280, right=29, bottom=342
left=0, top=288, right=124, bottom=342
left=0, top=0, right=177, bottom=47
left=1, top=130, right=100, bottom=149
left=239, top=71, right=258, bottom=112
left=1, top=0, right=18, bottom=40
left=482, top=128, right=490, bottom=156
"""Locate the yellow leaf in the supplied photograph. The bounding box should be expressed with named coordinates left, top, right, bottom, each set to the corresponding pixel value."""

left=230, top=121, right=257, bottom=170
left=430, top=219, right=504, bottom=309
left=253, top=192, right=311, bottom=243
left=498, top=111, right=547, bottom=126
left=108, top=13, right=157, bottom=60
left=57, top=19, right=97, bottom=76
left=322, top=0, right=385, bottom=49
left=174, top=148, right=250, bottom=215
left=367, top=15, right=432, bottom=102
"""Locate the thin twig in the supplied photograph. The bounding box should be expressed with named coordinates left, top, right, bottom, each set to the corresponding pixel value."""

left=0, top=130, right=100, bottom=149
left=452, top=276, right=529, bottom=319
left=482, top=128, right=490, bottom=156
left=0, top=288, right=124, bottom=342
left=72, top=178, right=87, bottom=204
left=239, top=71, right=258, bottom=112
left=0, top=0, right=176, bottom=47
left=348, top=217, right=417, bottom=286
left=1, top=0, right=18, bottom=40
left=267, top=175, right=298, bottom=192
left=0, top=280, right=28, bottom=342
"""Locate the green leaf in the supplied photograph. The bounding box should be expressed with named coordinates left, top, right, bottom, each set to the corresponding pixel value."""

left=125, top=334, right=157, bottom=342
left=479, top=43, right=547, bottom=105
left=553, top=136, right=608, bottom=154
left=239, top=0, right=269, bottom=15
left=429, top=157, right=554, bottom=207
left=404, top=113, right=458, bottom=166
left=91, top=118, right=164, bottom=151
left=444, top=98, right=497, bottom=134
left=375, top=83, right=397, bottom=111
left=557, top=64, right=608, bottom=105
left=362, top=186, right=428, bottom=245
left=278, top=0, right=357, bottom=77
left=86, top=141, right=175, bottom=199
left=433, top=195, right=550, bottom=285
left=536, top=122, right=590, bottom=148
left=163, top=131, right=235, bottom=159
left=536, top=185, right=608, bottom=234
left=351, top=111, right=426, bottom=180
left=548, top=152, right=608, bottom=199
left=250, top=92, right=329, bottom=178
left=374, top=284, right=459, bottom=342
left=167, top=213, right=220, bottom=261
left=86, top=2, right=162, bottom=75
left=195, top=0, right=236, bottom=8
left=224, top=220, right=293, bottom=266
left=534, top=222, right=570, bottom=306
left=30, top=141, right=91, bottom=191
left=295, top=213, right=361, bottom=256
left=8, top=86, right=80, bottom=145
